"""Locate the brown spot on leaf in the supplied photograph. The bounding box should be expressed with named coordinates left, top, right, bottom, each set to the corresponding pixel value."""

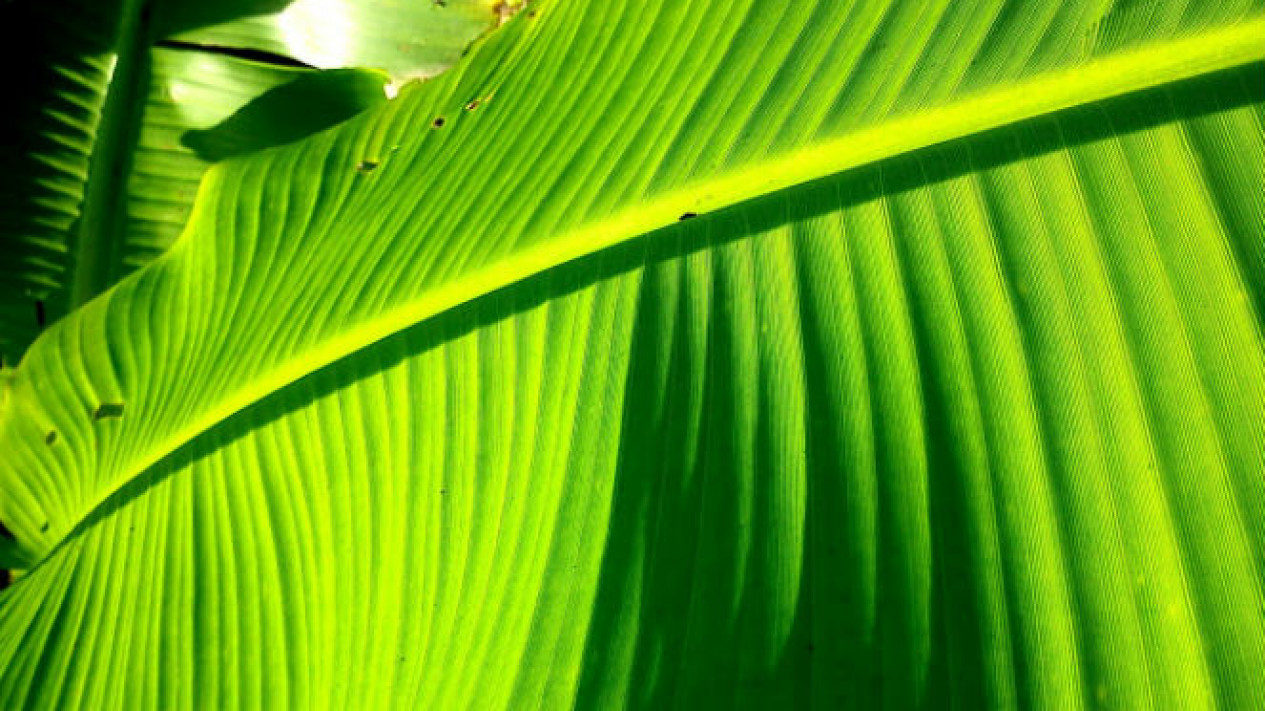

left=493, top=0, right=526, bottom=25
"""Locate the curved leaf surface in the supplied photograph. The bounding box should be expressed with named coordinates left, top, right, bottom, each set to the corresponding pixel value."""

left=0, top=0, right=1262, bottom=707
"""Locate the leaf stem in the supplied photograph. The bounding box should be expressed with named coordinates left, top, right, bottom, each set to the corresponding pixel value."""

left=67, top=0, right=154, bottom=308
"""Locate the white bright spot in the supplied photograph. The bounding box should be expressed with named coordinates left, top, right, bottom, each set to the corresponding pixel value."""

left=384, top=81, right=402, bottom=100
left=278, top=0, right=352, bottom=69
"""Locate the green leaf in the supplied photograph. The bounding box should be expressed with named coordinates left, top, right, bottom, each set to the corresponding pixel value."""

left=123, top=54, right=389, bottom=300
left=2, top=1, right=1263, bottom=708
left=0, top=0, right=494, bottom=363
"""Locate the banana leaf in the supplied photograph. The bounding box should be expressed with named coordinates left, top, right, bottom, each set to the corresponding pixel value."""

left=0, top=0, right=1262, bottom=708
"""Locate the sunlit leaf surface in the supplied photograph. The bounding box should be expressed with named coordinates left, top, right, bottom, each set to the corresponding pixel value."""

left=0, top=0, right=1262, bottom=708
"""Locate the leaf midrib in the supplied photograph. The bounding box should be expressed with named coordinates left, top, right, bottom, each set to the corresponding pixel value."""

left=43, top=17, right=1265, bottom=560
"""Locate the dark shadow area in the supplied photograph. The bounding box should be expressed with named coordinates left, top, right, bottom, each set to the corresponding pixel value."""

left=181, top=69, right=388, bottom=162
left=0, top=0, right=128, bottom=359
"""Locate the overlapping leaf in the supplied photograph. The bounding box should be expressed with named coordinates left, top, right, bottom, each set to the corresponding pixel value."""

left=0, top=0, right=495, bottom=362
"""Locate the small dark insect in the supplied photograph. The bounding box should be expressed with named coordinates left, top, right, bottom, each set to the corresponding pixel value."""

left=432, top=116, right=446, bottom=129
left=45, top=430, right=57, bottom=445
left=39, top=522, right=49, bottom=533
left=356, top=159, right=380, bottom=173
left=93, top=402, right=125, bottom=420
left=679, top=212, right=698, bottom=221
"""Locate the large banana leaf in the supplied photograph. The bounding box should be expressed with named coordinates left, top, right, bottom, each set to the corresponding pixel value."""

left=2, top=0, right=1264, bottom=708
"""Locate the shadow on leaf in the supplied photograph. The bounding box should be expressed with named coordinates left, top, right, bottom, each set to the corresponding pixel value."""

left=181, top=68, right=389, bottom=162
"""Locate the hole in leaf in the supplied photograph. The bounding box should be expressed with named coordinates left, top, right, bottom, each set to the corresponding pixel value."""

left=93, top=402, right=125, bottom=420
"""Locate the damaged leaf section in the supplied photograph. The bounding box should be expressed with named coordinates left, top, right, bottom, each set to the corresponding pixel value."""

left=494, top=1, right=531, bottom=26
